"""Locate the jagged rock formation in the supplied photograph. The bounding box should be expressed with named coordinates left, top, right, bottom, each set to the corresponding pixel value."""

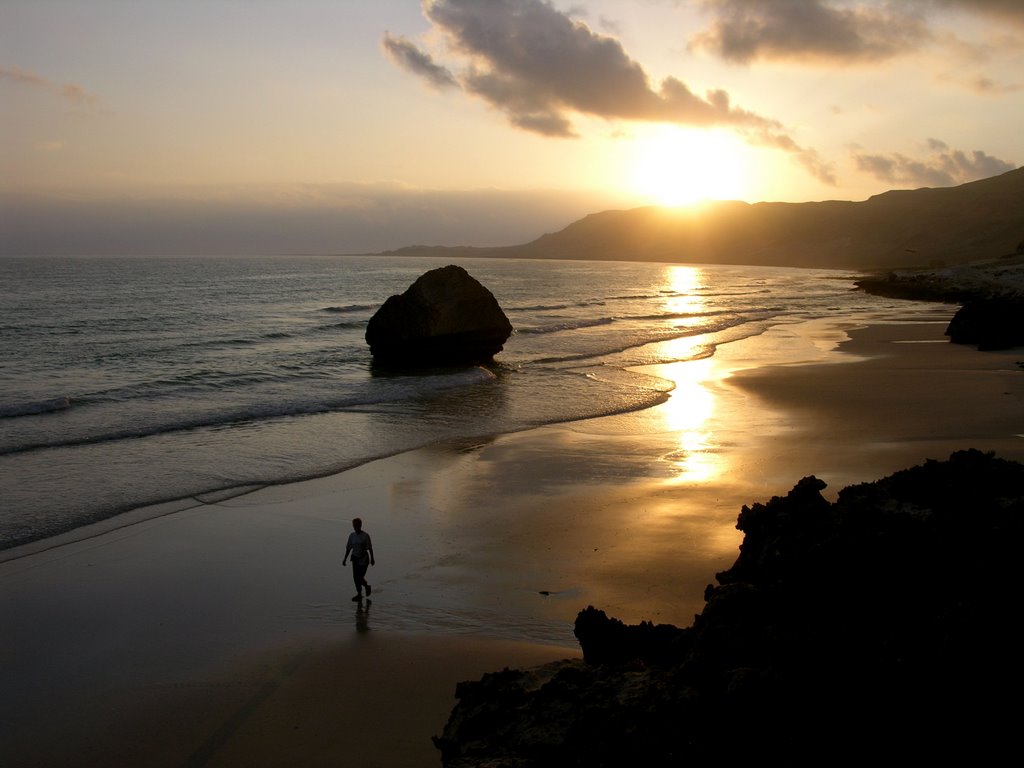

left=855, top=255, right=1024, bottom=304
left=855, top=255, right=1024, bottom=349
left=434, top=450, right=1024, bottom=767
left=365, top=265, right=513, bottom=367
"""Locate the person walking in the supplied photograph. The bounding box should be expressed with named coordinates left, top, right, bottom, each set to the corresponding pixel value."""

left=343, top=517, right=375, bottom=601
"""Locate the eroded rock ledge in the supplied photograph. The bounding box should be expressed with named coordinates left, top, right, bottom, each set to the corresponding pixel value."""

left=435, top=450, right=1024, bottom=767
left=855, top=255, right=1024, bottom=349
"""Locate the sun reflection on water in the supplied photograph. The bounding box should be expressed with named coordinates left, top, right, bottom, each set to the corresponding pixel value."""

left=659, top=357, right=719, bottom=482
left=664, top=265, right=705, bottom=318
left=656, top=266, right=722, bottom=483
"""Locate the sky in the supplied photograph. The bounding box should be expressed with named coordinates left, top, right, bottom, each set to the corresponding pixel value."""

left=2, top=0, right=1021, bottom=255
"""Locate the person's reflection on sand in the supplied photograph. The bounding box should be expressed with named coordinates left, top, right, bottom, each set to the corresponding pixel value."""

left=355, top=598, right=371, bottom=634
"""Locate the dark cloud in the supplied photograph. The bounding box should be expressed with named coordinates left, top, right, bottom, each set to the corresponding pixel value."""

left=691, top=0, right=1024, bottom=65
left=690, top=0, right=930, bottom=64
left=384, top=0, right=831, bottom=181
left=381, top=34, right=458, bottom=90
left=0, top=66, right=100, bottom=105
left=853, top=139, right=1015, bottom=187
left=387, top=0, right=785, bottom=136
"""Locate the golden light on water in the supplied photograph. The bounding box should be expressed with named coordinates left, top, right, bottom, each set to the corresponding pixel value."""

left=654, top=266, right=721, bottom=483
left=664, top=264, right=705, bottom=319
left=659, top=356, right=718, bottom=483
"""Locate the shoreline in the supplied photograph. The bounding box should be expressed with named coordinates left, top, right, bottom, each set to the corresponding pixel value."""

left=3, top=314, right=1022, bottom=765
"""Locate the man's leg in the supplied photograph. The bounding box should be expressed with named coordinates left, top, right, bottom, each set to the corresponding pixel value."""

left=353, top=560, right=369, bottom=598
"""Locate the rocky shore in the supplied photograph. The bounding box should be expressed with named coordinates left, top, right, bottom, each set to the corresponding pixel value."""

left=855, top=253, right=1024, bottom=349
left=434, top=450, right=1024, bottom=766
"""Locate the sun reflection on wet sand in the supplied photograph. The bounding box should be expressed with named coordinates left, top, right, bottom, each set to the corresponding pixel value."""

left=644, top=265, right=725, bottom=483
left=648, top=355, right=720, bottom=482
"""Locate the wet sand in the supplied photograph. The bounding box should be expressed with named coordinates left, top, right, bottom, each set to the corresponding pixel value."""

left=2, top=316, right=1022, bottom=766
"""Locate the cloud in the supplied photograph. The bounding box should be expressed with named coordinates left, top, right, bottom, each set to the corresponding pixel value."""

left=381, top=34, right=458, bottom=90
left=853, top=139, right=1016, bottom=187
left=966, top=74, right=1022, bottom=94
left=930, top=0, right=1024, bottom=25
left=738, top=126, right=837, bottom=185
left=690, top=0, right=931, bottom=64
left=387, top=0, right=787, bottom=137
left=941, top=70, right=1023, bottom=95
left=932, top=43, right=1023, bottom=94
left=0, top=66, right=100, bottom=105
left=384, top=0, right=832, bottom=182
left=690, top=0, right=1024, bottom=65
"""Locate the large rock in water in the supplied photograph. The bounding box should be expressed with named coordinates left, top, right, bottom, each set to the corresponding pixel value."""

left=365, top=265, right=513, bottom=367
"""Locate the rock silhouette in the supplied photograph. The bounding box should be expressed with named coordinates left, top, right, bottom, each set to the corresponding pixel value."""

left=435, top=450, right=1024, bottom=767
left=945, top=298, right=1024, bottom=350
left=365, top=265, right=513, bottom=367
left=855, top=257, right=1024, bottom=350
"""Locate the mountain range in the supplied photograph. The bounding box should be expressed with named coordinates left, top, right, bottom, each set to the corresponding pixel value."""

left=382, top=167, right=1024, bottom=271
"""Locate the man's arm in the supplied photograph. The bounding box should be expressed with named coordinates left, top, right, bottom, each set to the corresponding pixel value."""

left=342, top=535, right=352, bottom=565
left=368, top=534, right=375, bottom=566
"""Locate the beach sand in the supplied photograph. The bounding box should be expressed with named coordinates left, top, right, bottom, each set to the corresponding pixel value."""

left=2, top=316, right=1022, bottom=766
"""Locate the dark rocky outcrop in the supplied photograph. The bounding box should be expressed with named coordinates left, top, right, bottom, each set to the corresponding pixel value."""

left=945, top=298, right=1024, bottom=349
left=434, top=450, right=1024, bottom=767
left=855, top=255, right=1024, bottom=350
left=365, top=265, right=513, bottom=367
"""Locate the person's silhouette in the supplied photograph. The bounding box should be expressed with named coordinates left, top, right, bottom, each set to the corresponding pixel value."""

left=342, top=517, right=375, bottom=601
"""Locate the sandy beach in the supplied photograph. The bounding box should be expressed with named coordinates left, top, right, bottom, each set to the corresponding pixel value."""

left=3, top=314, right=1022, bottom=767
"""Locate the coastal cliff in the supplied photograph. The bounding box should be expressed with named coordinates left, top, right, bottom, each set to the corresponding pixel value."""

left=435, top=450, right=1024, bottom=767
left=384, top=167, right=1024, bottom=271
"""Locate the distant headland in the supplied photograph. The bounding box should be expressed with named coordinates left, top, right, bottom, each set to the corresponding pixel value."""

left=378, top=167, right=1024, bottom=272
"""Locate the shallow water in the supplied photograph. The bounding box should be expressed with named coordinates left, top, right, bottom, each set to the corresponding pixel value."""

left=0, top=254, right=938, bottom=548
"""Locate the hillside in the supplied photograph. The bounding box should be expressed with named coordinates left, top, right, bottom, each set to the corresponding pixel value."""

left=383, top=167, right=1024, bottom=271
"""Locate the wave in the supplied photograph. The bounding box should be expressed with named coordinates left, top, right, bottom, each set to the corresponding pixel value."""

left=43, top=355, right=369, bottom=407
left=179, top=321, right=367, bottom=348
left=322, top=304, right=376, bottom=313
left=0, top=396, right=72, bottom=419
left=315, top=320, right=366, bottom=332
left=626, top=307, right=742, bottom=322
left=528, top=315, right=772, bottom=366
left=177, top=319, right=366, bottom=350
left=182, top=337, right=259, bottom=349
left=607, top=293, right=668, bottom=301
left=516, top=317, right=616, bottom=335
left=510, top=303, right=573, bottom=312
left=0, top=367, right=496, bottom=457
left=509, top=299, right=607, bottom=312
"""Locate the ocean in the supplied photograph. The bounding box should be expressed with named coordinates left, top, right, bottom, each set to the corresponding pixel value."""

left=0, top=254, right=938, bottom=550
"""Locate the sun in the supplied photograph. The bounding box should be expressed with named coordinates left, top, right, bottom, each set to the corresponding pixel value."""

left=629, top=127, right=747, bottom=207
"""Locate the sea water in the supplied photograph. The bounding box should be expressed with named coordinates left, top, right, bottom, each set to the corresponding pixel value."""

left=0, top=254, right=937, bottom=549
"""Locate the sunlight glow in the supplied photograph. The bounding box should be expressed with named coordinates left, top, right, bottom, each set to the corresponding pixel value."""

left=658, top=356, right=718, bottom=483
left=650, top=267, right=722, bottom=483
left=629, top=127, right=747, bottom=207
left=664, top=265, right=706, bottom=319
